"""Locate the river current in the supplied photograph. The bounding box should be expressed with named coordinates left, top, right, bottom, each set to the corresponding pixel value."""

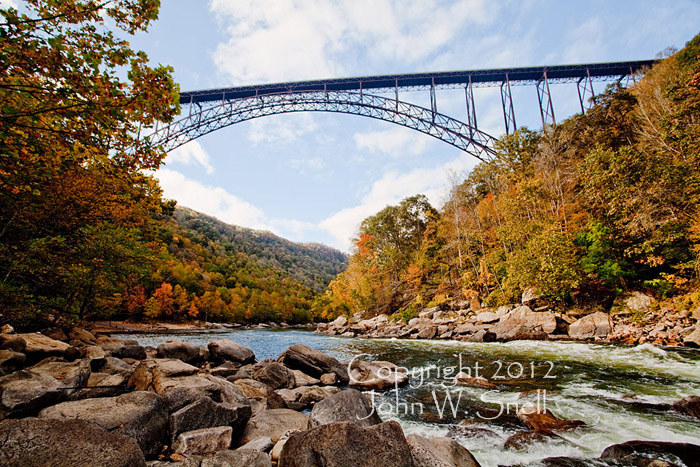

left=131, top=329, right=700, bottom=466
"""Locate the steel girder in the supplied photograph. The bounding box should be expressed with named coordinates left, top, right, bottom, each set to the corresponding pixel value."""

left=147, top=91, right=498, bottom=161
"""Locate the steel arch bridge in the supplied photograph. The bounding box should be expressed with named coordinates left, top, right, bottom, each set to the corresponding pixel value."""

left=146, top=60, right=654, bottom=161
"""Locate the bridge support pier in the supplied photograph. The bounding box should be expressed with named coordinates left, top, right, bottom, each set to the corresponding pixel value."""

left=500, top=74, right=517, bottom=135
left=577, top=69, right=595, bottom=113
left=536, top=71, right=556, bottom=128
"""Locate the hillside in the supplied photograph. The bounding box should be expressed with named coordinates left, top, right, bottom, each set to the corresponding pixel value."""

left=318, top=34, right=700, bottom=321
left=171, top=207, right=348, bottom=293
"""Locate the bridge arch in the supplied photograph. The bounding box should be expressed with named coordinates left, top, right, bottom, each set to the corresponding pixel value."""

left=147, top=91, right=498, bottom=161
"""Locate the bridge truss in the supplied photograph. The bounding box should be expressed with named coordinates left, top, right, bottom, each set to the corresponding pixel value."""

left=147, top=60, right=654, bottom=160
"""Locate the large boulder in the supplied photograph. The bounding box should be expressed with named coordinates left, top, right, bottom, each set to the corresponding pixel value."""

left=279, top=420, right=413, bottom=467
left=308, top=388, right=382, bottom=428
left=568, top=312, right=613, bottom=340
left=406, top=433, right=481, bottom=467
left=277, top=344, right=348, bottom=383
left=349, top=360, right=408, bottom=391
left=28, top=357, right=91, bottom=390
left=97, top=337, right=146, bottom=360
left=16, top=332, right=70, bottom=361
left=600, top=440, right=700, bottom=467
left=240, top=408, right=309, bottom=444
left=0, top=333, right=26, bottom=353
left=208, top=339, right=256, bottom=365
left=291, top=369, right=321, bottom=387
left=169, top=397, right=251, bottom=444
left=157, top=339, right=201, bottom=364
left=39, top=390, right=168, bottom=458
left=172, top=426, right=232, bottom=456
left=0, top=349, right=25, bottom=375
left=684, top=327, right=700, bottom=347
left=70, top=370, right=131, bottom=400
left=277, top=385, right=339, bottom=410
left=490, top=306, right=557, bottom=340
left=68, top=328, right=97, bottom=347
left=672, top=395, right=700, bottom=419
left=253, top=362, right=296, bottom=390
left=0, top=418, right=146, bottom=467
left=0, top=369, right=65, bottom=419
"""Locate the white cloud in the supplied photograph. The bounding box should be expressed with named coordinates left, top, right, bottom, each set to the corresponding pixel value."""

left=165, top=140, right=215, bottom=174
left=248, top=113, right=317, bottom=145
left=354, top=126, right=431, bottom=157
left=209, top=0, right=499, bottom=84
left=319, top=152, right=479, bottom=250
left=0, top=0, right=17, bottom=9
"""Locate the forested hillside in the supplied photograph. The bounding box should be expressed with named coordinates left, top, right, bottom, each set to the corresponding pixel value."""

left=317, top=34, right=700, bottom=320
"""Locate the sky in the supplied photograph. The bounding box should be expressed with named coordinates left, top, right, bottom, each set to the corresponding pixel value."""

left=44, top=0, right=700, bottom=251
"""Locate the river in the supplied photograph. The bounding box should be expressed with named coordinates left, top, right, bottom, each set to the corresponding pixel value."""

left=130, top=329, right=700, bottom=466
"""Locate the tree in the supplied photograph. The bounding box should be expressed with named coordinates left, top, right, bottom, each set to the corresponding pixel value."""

left=0, top=1, right=179, bottom=327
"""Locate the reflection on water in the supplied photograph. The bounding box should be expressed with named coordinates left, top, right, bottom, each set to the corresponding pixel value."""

left=130, top=329, right=700, bottom=467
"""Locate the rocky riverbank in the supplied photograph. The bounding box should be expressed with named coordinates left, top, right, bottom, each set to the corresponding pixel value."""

left=1, top=324, right=699, bottom=466
left=317, top=291, right=700, bottom=348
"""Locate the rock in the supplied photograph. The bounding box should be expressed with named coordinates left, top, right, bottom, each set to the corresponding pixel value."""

left=466, top=329, right=497, bottom=342
left=417, top=326, right=438, bottom=339
left=157, top=340, right=201, bottom=364
left=504, top=430, right=571, bottom=451
left=333, top=316, right=348, bottom=327
left=419, top=310, right=436, bottom=319
left=233, top=378, right=285, bottom=409
left=521, top=287, right=542, bottom=305
left=103, top=356, right=137, bottom=376
left=277, top=344, right=348, bottom=383
left=270, top=437, right=289, bottom=462
left=240, top=409, right=309, bottom=444
left=169, top=397, right=251, bottom=444
left=211, top=362, right=243, bottom=378
left=237, top=436, right=274, bottom=452
left=202, top=374, right=250, bottom=407
left=43, top=327, right=68, bottom=341
left=475, top=311, right=499, bottom=324
left=600, top=440, right=700, bottom=467
left=490, top=306, right=557, bottom=340
left=693, top=307, right=700, bottom=321
left=152, top=358, right=199, bottom=377
left=173, top=426, right=232, bottom=456
left=16, top=332, right=70, bottom=361
left=0, top=333, right=26, bottom=353
left=208, top=339, right=256, bottom=365
left=1, top=324, right=14, bottom=334
left=290, top=369, right=320, bottom=387
left=298, top=386, right=338, bottom=406
left=69, top=328, right=97, bottom=347
left=672, top=395, right=700, bottom=419
left=0, top=418, right=146, bottom=467
left=279, top=420, right=413, bottom=467
left=0, top=349, right=25, bottom=375
left=98, top=337, right=146, bottom=360
left=683, top=327, right=700, bottom=347
left=454, top=372, right=497, bottom=389
left=568, top=312, right=613, bottom=340
left=308, top=388, right=382, bottom=428
left=39, top=390, right=168, bottom=458
left=202, top=449, right=272, bottom=467
left=253, top=362, right=296, bottom=389
left=0, top=369, right=64, bottom=419
left=349, top=359, right=408, bottom=391
left=516, top=406, right=585, bottom=431
left=83, top=345, right=106, bottom=370
left=406, top=433, right=480, bottom=467
left=26, top=358, right=90, bottom=390
left=70, top=371, right=131, bottom=400
left=320, top=372, right=337, bottom=385
left=612, top=291, right=656, bottom=314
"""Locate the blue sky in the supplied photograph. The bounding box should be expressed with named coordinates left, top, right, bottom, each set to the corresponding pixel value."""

left=23, top=0, right=700, bottom=252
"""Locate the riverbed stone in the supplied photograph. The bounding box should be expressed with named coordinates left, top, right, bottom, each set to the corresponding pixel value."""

left=70, top=370, right=131, bottom=400
left=291, top=369, right=320, bottom=387
left=172, top=426, right=232, bottom=456
left=39, top=390, right=168, bottom=458
left=0, top=418, right=146, bottom=467
left=240, top=408, right=309, bottom=444
left=406, top=433, right=480, bottom=467
left=0, top=369, right=65, bottom=419
left=308, top=388, right=382, bottom=428
left=491, top=306, right=557, bottom=340
left=16, top=332, right=71, bottom=361
left=568, top=312, right=613, bottom=340
left=169, top=396, right=251, bottom=444
left=600, top=440, right=700, bottom=467
left=516, top=406, right=585, bottom=432
left=683, top=327, right=700, bottom=347
left=454, top=372, right=496, bottom=389
left=157, top=340, right=201, bottom=364
left=279, top=420, right=413, bottom=467
left=504, top=430, right=572, bottom=452
left=0, top=333, right=26, bottom=353
left=0, top=349, right=25, bottom=375
left=208, top=339, right=256, bottom=365
left=277, top=344, right=349, bottom=383
left=672, top=395, right=700, bottom=419
left=68, top=328, right=97, bottom=347
left=253, top=362, right=295, bottom=389
left=202, top=449, right=272, bottom=467
left=349, top=359, right=408, bottom=390
left=237, top=436, right=274, bottom=452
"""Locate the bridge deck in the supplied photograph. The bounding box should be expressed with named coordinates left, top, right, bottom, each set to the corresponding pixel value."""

left=180, top=60, right=655, bottom=105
